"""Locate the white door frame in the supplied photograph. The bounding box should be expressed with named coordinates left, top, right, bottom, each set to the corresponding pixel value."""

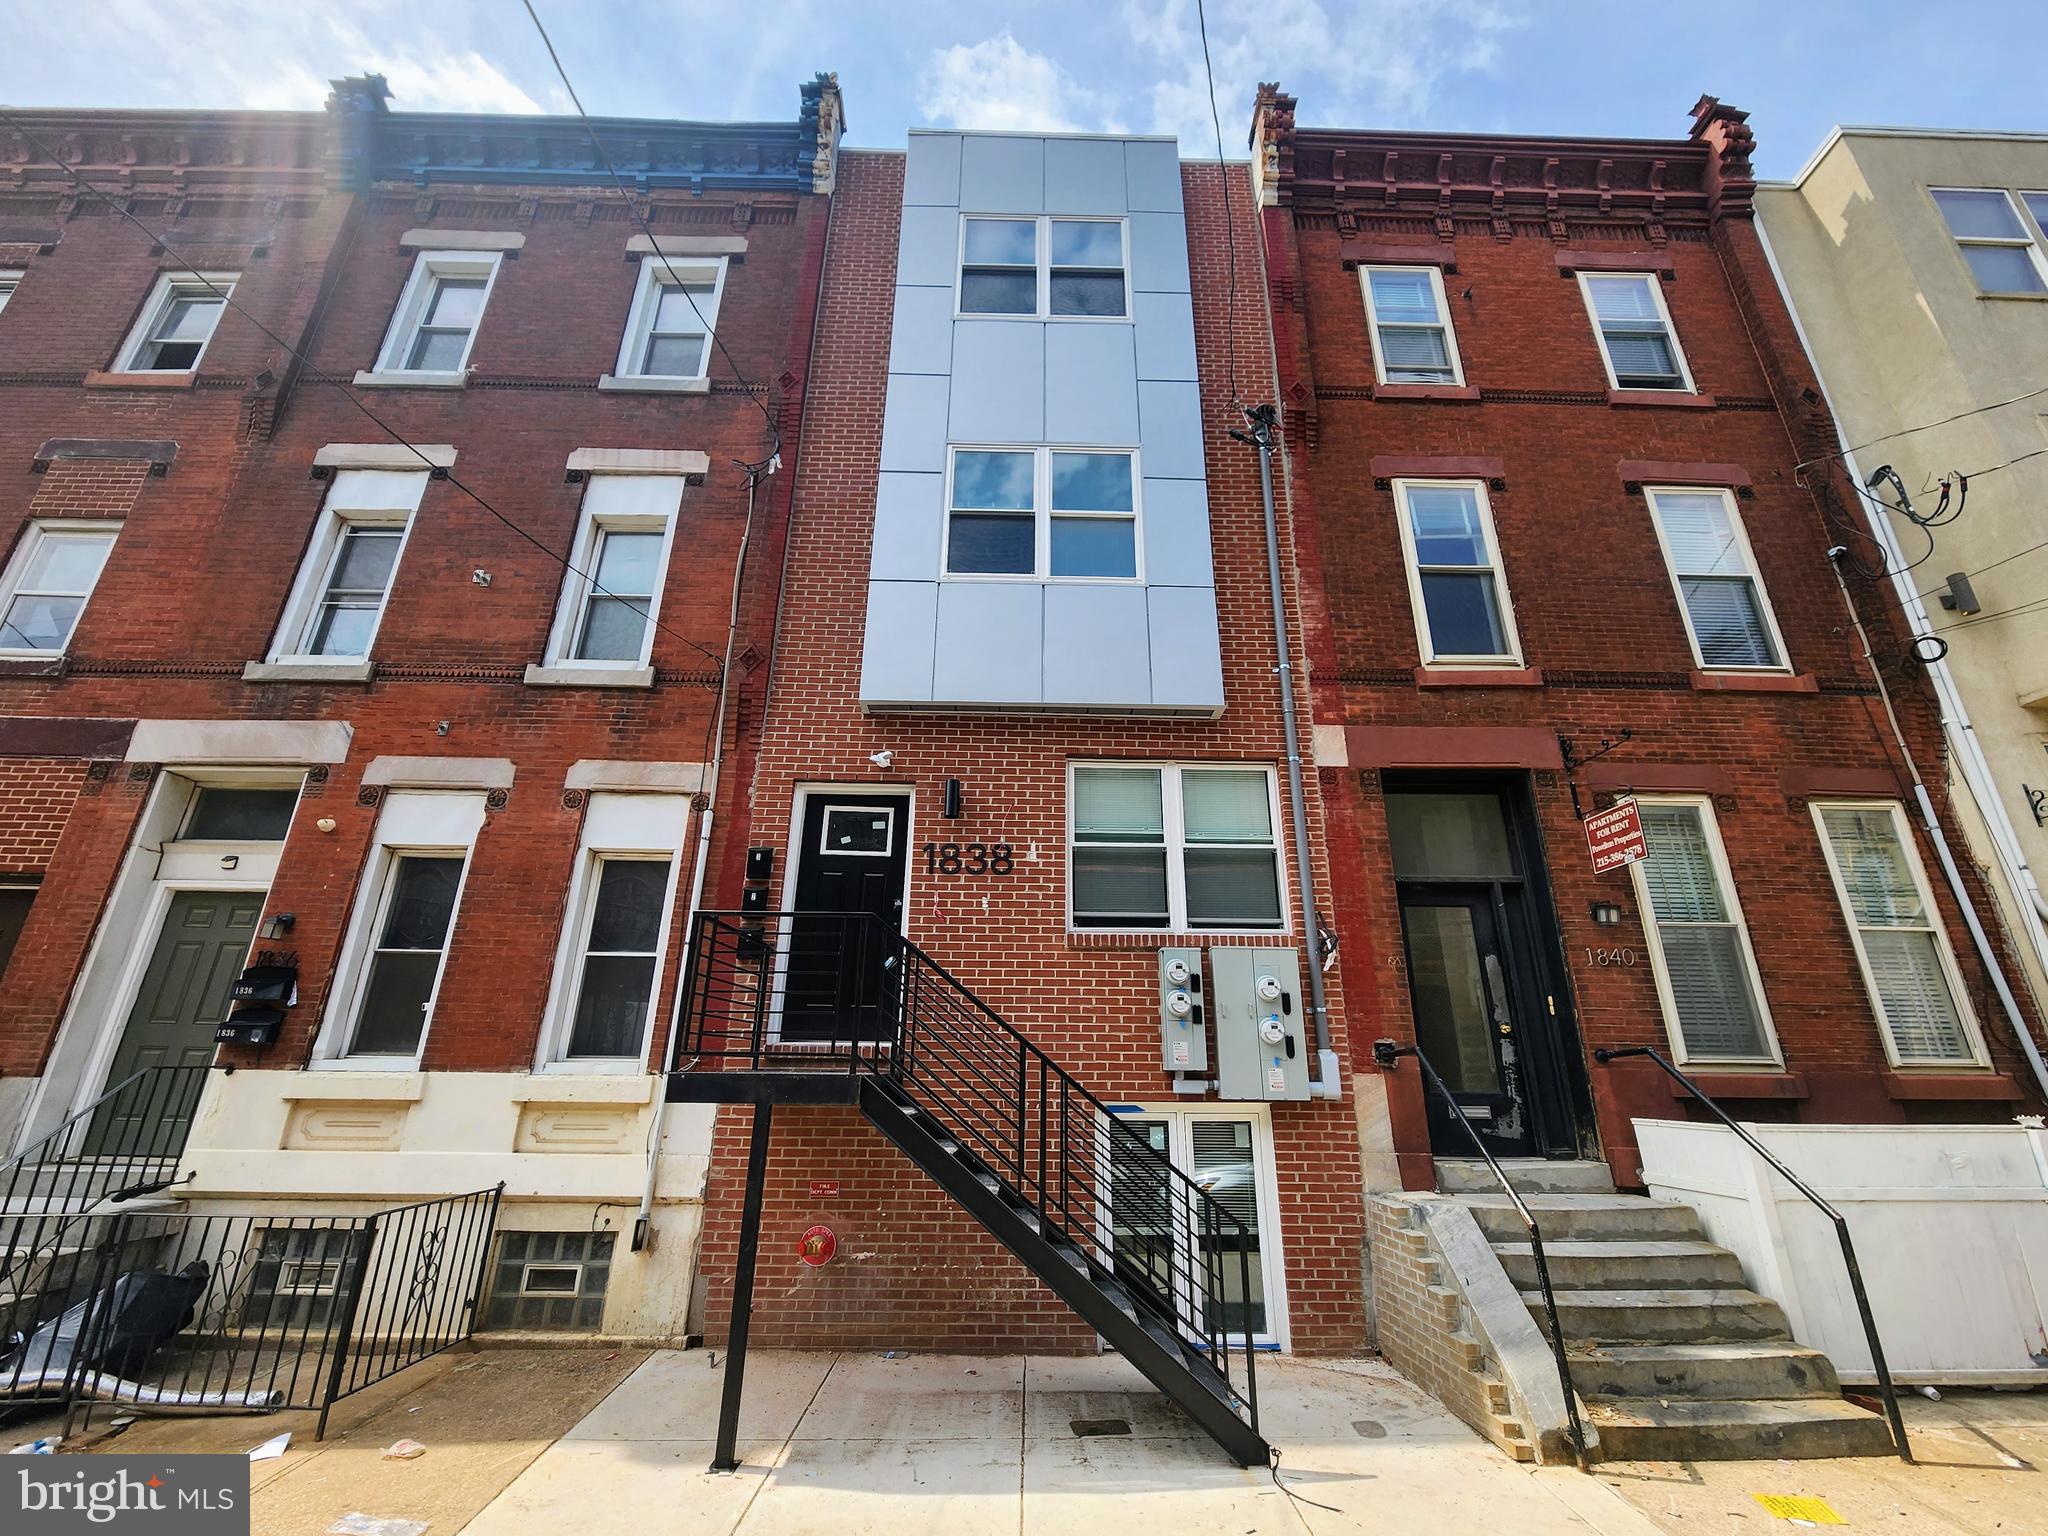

left=1102, top=1101, right=1291, bottom=1352
left=768, top=783, right=916, bottom=1046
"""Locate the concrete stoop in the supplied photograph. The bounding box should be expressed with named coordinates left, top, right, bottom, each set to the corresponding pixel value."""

left=1409, top=1159, right=1894, bottom=1464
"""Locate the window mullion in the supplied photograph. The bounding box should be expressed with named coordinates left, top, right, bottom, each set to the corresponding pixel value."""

left=1164, top=767, right=1189, bottom=931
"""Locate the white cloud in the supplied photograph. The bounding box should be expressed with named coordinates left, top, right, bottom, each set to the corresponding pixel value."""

left=1120, top=0, right=1522, bottom=147
left=918, top=29, right=1123, bottom=134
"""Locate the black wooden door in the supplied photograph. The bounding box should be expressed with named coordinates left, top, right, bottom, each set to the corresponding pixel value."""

left=784, top=793, right=910, bottom=1043
left=1398, top=882, right=1536, bottom=1158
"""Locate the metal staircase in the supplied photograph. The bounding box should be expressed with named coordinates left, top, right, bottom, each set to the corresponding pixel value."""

left=670, top=910, right=1270, bottom=1467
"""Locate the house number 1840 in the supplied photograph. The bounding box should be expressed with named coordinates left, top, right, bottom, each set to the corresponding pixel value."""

left=922, top=842, right=1014, bottom=875
left=1584, top=946, right=1639, bottom=967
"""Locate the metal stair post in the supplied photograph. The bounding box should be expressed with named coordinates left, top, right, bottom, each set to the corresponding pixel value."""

left=712, top=1102, right=774, bottom=1472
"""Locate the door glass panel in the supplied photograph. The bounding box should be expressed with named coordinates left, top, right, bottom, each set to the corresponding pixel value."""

left=1386, top=792, right=1517, bottom=879
left=821, top=807, right=894, bottom=856
left=1190, top=1119, right=1264, bottom=1337
left=1402, top=904, right=1503, bottom=1095
left=1108, top=1119, right=1174, bottom=1317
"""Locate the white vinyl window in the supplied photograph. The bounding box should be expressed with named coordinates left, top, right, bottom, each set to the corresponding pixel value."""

left=114, top=271, right=235, bottom=373
left=945, top=447, right=1141, bottom=580
left=1578, top=272, right=1693, bottom=392
left=368, top=252, right=500, bottom=379
left=0, top=272, right=21, bottom=316
left=1392, top=480, right=1519, bottom=666
left=958, top=215, right=1128, bottom=319
left=611, top=256, right=725, bottom=382
left=1628, top=797, right=1779, bottom=1066
left=1930, top=188, right=2048, bottom=296
left=1813, top=801, right=1986, bottom=1067
left=1360, top=266, right=1463, bottom=385
left=320, top=791, right=483, bottom=1066
left=1645, top=486, right=1788, bottom=672
left=542, top=474, right=684, bottom=672
left=268, top=470, right=427, bottom=665
left=0, top=521, right=118, bottom=656
left=1069, top=763, right=1285, bottom=931
left=541, top=792, right=687, bottom=1068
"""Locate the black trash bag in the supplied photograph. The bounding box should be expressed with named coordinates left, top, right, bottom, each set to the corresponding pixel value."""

left=1, top=1261, right=209, bottom=1384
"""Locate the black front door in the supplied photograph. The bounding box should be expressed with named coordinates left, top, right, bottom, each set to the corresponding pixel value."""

left=1398, top=884, right=1532, bottom=1158
left=1384, top=777, right=1591, bottom=1161
left=784, top=793, right=911, bottom=1043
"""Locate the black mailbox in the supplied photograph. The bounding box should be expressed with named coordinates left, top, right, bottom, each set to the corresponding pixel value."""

left=746, top=847, right=774, bottom=882
left=230, top=961, right=298, bottom=1004
left=740, top=885, right=770, bottom=913
left=217, top=1003, right=285, bottom=1047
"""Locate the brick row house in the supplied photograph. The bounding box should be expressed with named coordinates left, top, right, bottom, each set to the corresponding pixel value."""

left=0, top=74, right=843, bottom=1335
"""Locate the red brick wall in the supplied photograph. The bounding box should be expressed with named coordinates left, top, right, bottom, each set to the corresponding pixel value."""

left=0, top=758, right=83, bottom=875
left=0, top=173, right=827, bottom=1080
left=1264, top=146, right=2047, bottom=1190
left=697, top=152, right=1369, bottom=1355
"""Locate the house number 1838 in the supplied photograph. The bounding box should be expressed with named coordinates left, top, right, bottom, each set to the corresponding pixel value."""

left=923, top=842, right=1014, bottom=875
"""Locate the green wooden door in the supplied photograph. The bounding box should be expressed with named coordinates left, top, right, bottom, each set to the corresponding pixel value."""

left=89, top=890, right=258, bottom=1155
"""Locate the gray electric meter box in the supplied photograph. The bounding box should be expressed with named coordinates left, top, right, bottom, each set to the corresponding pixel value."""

left=1211, top=947, right=1309, bottom=1101
left=1156, top=947, right=1207, bottom=1073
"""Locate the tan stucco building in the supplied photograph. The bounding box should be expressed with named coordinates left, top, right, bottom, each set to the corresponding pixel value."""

left=1758, top=128, right=2048, bottom=1042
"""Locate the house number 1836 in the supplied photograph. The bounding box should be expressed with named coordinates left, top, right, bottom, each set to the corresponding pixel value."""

left=923, top=842, right=1014, bottom=875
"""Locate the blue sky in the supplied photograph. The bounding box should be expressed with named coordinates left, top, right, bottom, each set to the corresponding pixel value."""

left=3, top=2, right=2042, bottom=178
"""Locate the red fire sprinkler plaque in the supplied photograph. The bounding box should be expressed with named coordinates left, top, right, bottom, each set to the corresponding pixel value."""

left=809, top=1180, right=840, bottom=1199
left=1585, top=798, right=1648, bottom=875
left=797, top=1224, right=837, bottom=1266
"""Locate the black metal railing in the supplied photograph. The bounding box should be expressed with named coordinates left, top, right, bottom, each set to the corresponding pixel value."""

left=1, top=1065, right=215, bottom=1313
left=676, top=910, right=1260, bottom=1434
left=1594, top=1045, right=1911, bottom=1462
left=0, top=1186, right=502, bottom=1440
left=1373, top=1038, right=1588, bottom=1470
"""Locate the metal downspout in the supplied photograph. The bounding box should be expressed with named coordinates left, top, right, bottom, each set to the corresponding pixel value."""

left=1242, top=404, right=1339, bottom=1097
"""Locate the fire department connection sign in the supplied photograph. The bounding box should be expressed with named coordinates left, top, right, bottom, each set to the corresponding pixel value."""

left=1585, top=798, right=1648, bottom=874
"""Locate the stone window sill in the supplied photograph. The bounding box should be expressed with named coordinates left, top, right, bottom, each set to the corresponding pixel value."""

left=524, top=664, right=655, bottom=690
left=0, top=654, right=68, bottom=679
left=84, top=370, right=195, bottom=390
left=1415, top=666, right=1542, bottom=688
left=244, top=659, right=375, bottom=684
left=353, top=369, right=467, bottom=390
left=597, top=374, right=711, bottom=395
left=1690, top=670, right=1817, bottom=694
left=1608, top=389, right=1716, bottom=409
left=1978, top=292, right=2048, bottom=303
left=1664, top=1071, right=1808, bottom=1101
left=1883, top=1070, right=2017, bottom=1101
left=1371, top=383, right=1480, bottom=403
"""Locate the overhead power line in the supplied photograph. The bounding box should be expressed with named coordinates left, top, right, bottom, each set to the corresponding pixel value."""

left=1796, top=382, right=2048, bottom=474
left=1193, top=0, right=1243, bottom=412
left=520, top=0, right=781, bottom=466
left=0, top=105, right=726, bottom=669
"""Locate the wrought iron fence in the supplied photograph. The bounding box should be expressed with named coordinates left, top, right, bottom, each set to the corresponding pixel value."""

left=0, top=1186, right=502, bottom=1439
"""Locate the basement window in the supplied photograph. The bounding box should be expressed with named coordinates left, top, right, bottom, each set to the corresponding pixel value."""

left=484, top=1231, right=614, bottom=1331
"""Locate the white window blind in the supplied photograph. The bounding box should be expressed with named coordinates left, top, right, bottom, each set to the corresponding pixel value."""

left=1583, top=273, right=1686, bottom=389
left=1818, top=805, right=1974, bottom=1062
left=1649, top=489, right=1781, bottom=669
left=1364, top=267, right=1459, bottom=384
left=1638, top=802, right=1771, bottom=1060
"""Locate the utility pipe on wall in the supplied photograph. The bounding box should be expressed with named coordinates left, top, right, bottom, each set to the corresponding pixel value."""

left=1239, top=403, right=1340, bottom=1098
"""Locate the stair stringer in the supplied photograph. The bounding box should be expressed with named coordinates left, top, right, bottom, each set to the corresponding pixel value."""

left=856, top=1075, right=1272, bottom=1468
left=1367, top=1192, right=1597, bottom=1465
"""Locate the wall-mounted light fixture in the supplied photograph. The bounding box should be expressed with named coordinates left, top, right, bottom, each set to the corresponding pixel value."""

left=942, top=778, right=963, bottom=819
left=1589, top=901, right=1624, bottom=927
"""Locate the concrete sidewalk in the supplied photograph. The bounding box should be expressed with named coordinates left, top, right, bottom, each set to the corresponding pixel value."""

left=462, top=1349, right=1659, bottom=1535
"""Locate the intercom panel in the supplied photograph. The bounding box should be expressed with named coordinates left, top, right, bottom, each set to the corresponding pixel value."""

left=1211, top=946, right=1309, bottom=1101
left=1156, top=947, right=1207, bottom=1073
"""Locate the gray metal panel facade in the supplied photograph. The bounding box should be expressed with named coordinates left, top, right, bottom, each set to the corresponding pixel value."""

left=862, top=130, right=1222, bottom=715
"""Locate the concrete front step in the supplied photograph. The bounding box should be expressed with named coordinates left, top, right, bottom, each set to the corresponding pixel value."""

left=1588, top=1395, right=1896, bottom=1462
left=1493, top=1239, right=1746, bottom=1292
left=1436, top=1158, right=1616, bottom=1196
left=1526, top=1286, right=1792, bottom=1344
left=1567, top=1341, right=1843, bottom=1401
left=1461, top=1193, right=1705, bottom=1245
